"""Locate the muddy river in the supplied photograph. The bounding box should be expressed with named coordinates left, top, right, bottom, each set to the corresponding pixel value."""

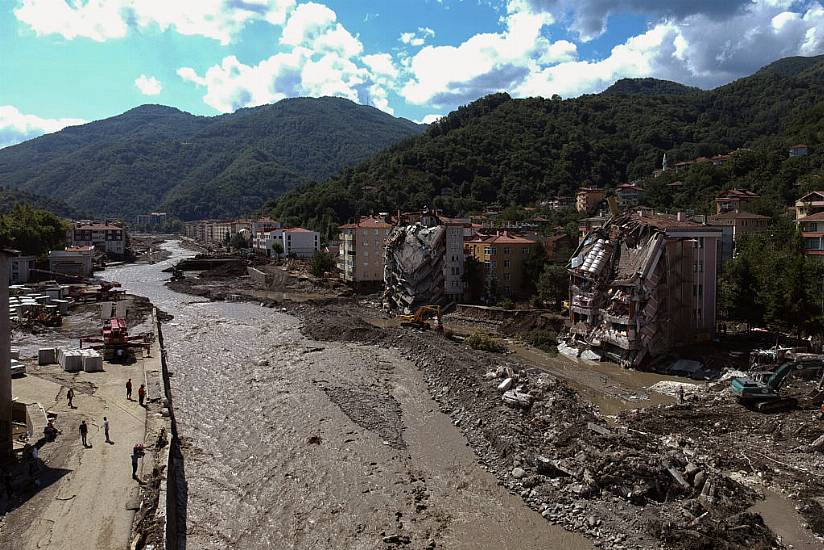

left=105, top=241, right=591, bottom=550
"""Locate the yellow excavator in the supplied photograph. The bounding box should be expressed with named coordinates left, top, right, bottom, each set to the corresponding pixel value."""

left=399, top=305, right=443, bottom=332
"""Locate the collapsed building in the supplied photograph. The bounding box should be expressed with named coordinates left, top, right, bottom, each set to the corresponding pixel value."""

left=384, top=224, right=447, bottom=312
left=566, top=211, right=721, bottom=367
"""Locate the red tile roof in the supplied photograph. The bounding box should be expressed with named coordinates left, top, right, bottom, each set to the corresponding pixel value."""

left=800, top=211, right=824, bottom=222
left=339, top=216, right=392, bottom=229
left=709, top=211, right=770, bottom=220
left=283, top=227, right=314, bottom=233
left=466, top=231, right=537, bottom=245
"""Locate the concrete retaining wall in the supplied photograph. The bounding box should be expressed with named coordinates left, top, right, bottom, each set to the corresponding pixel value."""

left=247, top=266, right=273, bottom=286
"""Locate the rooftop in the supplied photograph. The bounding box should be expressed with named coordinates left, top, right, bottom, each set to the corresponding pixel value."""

left=339, top=216, right=392, bottom=229
left=708, top=211, right=770, bottom=220
left=717, top=189, right=759, bottom=199
left=800, top=211, right=824, bottom=222
left=74, top=223, right=123, bottom=231
left=283, top=227, right=314, bottom=233
left=466, top=231, right=537, bottom=245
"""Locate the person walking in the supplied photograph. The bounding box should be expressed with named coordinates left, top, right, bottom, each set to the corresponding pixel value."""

left=138, top=384, right=146, bottom=406
left=126, top=378, right=133, bottom=400
left=79, top=420, right=89, bottom=447
left=103, top=417, right=111, bottom=443
left=67, top=387, right=75, bottom=409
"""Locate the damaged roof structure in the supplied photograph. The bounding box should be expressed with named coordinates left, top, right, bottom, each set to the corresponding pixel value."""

left=566, top=211, right=721, bottom=367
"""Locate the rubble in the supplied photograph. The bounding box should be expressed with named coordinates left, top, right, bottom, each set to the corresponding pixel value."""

left=383, top=224, right=446, bottom=312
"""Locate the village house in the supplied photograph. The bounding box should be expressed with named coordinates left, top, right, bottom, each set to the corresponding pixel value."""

left=715, top=189, right=760, bottom=214
left=8, top=254, right=36, bottom=284
left=576, top=187, right=605, bottom=213
left=789, top=144, right=809, bottom=157
left=795, top=190, right=824, bottom=219
left=578, top=215, right=609, bottom=242
left=70, top=222, right=127, bottom=257
left=708, top=210, right=770, bottom=266
left=615, top=183, right=645, bottom=209
left=338, top=215, right=393, bottom=286
left=543, top=229, right=576, bottom=262
left=566, top=211, right=721, bottom=367
left=799, top=212, right=824, bottom=260
left=464, top=231, right=539, bottom=298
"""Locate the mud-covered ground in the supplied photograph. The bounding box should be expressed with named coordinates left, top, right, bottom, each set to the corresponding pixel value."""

left=107, top=242, right=824, bottom=549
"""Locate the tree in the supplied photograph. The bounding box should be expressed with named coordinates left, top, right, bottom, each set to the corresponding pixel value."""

left=462, top=256, right=484, bottom=303
left=311, top=251, right=335, bottom=276
left=536, top=264, right=569, bottom=309
left=0, top=203, right=68, bottom=257
left=272, top=240, right=284, bottom=260
left=229, top=232, right=248, bottom=250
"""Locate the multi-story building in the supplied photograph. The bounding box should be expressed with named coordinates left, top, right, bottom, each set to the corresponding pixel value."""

left=566, top=212, right=721, bottom=367
left=8, top=255, right=36, bottom=284
left=576, top=187, right=605, bottom=213
left=253, top=227, right=319, bottom=258
left=795, top=190, right=824, bottom=220
left=799, top=212, right=824, bottom=260
left=251, top=217, right=281, bottom=238
left=615, top=184, right=644, bottom=209
left=70, top=222, right=127, bottom=257
left=338, top=216, right=393, bottom=285
left=464, top=231, right=539, bottom=298
left=789, top=144, right=809, bottom=157
left=715, top=189, right=759, bottom=214
left=135, top=212, right=168, bottom=230
left=708, top=210, right=770, bottom=266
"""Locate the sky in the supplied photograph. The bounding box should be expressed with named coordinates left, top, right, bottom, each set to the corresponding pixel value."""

left=3, top=0, right=824, bottom=148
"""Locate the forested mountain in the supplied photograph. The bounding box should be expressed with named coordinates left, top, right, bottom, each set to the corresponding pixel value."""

left=272, top=55, right=824, bottom=235
left=602, top=78, right=699, bottom=96
left=0, top=187, right=81, bottom=218
left=0, top=97, right=424, bottom=220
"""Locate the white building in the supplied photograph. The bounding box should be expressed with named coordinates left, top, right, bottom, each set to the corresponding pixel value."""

left=8, top=255, right=36, bottom=284
left=48, top=247, right=93, bottom=277
left=70, top=223, right=127, bottom=256
left=253, top=228, right=319, bottom=258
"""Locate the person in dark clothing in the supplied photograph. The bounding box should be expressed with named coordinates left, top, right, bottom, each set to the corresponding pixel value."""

left=131, top=444, right=145, bottom=480
left=138, top=384, right=146, bottom=406
left=126, top=378, right=132, bottom=400
left=67, top=387, right=75, bottom=408
left=79, top=420, right=89, bottom=447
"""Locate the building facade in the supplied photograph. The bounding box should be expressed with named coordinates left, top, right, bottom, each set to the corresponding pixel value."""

left=615, top=184, right=644, bottom=209
left=799, top=212, right=824, bottom=260
left=708, top=211, right=770, bottom=266
left=576, top=187, right=605, bottom=213
left=8, top=255, right=36, bottom=284
left=49, top=247, right=94, bottom=277
left=338, top=216, right=393, bottom=283
left=715, top=189, right=759, bottom=214
left=464, top=231, right=538, bottom=298
left=70, top=222, right=126, bottom=256
left=567, top=212, right=720, bottom=367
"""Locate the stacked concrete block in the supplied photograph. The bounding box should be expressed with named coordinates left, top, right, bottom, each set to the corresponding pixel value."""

left=81, top=349, right=103, bottom=372
left=38, top=348, right=56, bottom=365
left=57, top=348, right=84, bottom=373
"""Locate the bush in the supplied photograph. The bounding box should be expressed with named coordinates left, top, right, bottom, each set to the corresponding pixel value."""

left=466, top=331, right=506, bottom=353
left=311, top=251, right=336, bottom=277
left=496, top=298, right=515, bottom=309
left=525, top=328, right=559, bottom=354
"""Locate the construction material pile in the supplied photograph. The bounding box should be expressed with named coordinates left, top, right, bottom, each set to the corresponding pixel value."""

left=50, top=347, right=103, bottom=372
left=383, top=224, right=446, bottom=312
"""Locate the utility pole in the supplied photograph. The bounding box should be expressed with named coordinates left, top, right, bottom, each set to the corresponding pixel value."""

left=0, top=250, right=14, bottom=460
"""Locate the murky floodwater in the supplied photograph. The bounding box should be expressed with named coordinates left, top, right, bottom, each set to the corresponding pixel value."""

left=106, top=241, right=591, bottom=549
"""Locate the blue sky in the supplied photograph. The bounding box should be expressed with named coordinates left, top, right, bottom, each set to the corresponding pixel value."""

left=2, top=0, right=824, bottom=147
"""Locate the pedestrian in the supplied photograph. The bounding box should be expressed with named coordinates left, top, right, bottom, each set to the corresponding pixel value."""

left=79, top=420, right=89, bottom=447
left=677, top=385, right=685, bottom=404
left=131, top=443, right=145, bottom=480
left=104, top=416, right=111, bottom=443
left=138, top=384, right=146, bottom=406
left=67, top=387, right=75, bottom=409
left=126, top=378, right=132, bottom=400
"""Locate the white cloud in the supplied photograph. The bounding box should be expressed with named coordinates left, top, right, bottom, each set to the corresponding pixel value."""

left=416, top=114, right=443, bottom=124
left=0, top=105, right=85, bottom=149
left=362, top=53, right=399, bottom=79
left=399, top=27, right=435, bottom=47
left=14, top=0, right=296, bottom=44
left=135, top=74, right=162, bottom=95
left=280, top=2, right=361, bottom=57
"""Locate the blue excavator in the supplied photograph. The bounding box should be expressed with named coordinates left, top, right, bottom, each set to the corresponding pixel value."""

left=730, top=359, right=824, bottom=412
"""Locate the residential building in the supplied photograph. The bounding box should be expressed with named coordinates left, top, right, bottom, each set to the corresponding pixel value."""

left=135, top=212, right=168, bottom=230
left=70, top=222, right=127, bottom=257
left=576, top=187, right=605, bottom=213
left=708, top=211, right=770, bottom=266
left=49, top=246, right=94, bottom=277
left=8, top=255, right=36, bottom=284
left=789, top=144, right=809, bottom=157
left=795, top=190, right=824, bottom=220
left=799, top=212, right=824, bottom=260
left=544, top=229, right=575, bottom=261
left=251, top=217, right=281, bottom=238
left=338, top=216, right=393, bottom=285
left=567, top=211, right=721, bottom=367
left=615, top=184, right=645, bottom=210
left=578, top=215, right=609, bottom=242
left=253, top=228, right=319, bottom=258
left=715, top=189, right=759, bottom=214
left=184, top=219, right=253, bottom=244
left=464, top=231, right=539, bottom=298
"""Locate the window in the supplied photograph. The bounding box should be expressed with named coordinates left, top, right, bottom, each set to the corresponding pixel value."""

left=804, top=237, right=822, bottom=250
left=504, top=260, right=511, bottom=268
left=503, top=273, right=510, bottom=281
left=484, top=247, right=492, bottom=255
left=503, top=247, right=511, bottom=255
left=490, top=247, right=497, bottom=256
left=490, top=260, right=497, bottom=269
left=522, top=248, right=529, bottom=255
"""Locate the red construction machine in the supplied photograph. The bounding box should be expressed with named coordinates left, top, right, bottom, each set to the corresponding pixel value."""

left=80, top=318, right=152, bottom=362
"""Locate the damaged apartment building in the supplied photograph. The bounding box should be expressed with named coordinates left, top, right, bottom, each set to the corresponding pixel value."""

left=566, top=211, right=721, bottom=367
left=383, top=211, right=466, bottom=312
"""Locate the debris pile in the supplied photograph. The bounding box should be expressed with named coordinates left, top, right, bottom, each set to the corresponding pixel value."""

left=383, top=224, right=446, bottom=312
left=565, top=212, right=720, bottom=368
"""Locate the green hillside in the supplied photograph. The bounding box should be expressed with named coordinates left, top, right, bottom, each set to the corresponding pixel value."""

left=602, top=78, right=699, bottom=96
left=0, top=97, right=424, bottom=220
left=273, top=56, right=824, bottom=234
